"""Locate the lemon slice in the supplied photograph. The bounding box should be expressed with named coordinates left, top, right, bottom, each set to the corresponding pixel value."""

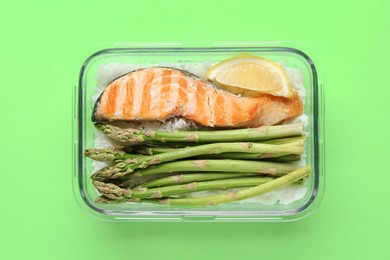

left=206, top=55, right=293, bottom=98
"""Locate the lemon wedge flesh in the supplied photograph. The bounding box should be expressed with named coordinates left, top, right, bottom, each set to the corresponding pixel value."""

left=206, top=56, right=293, bottom=98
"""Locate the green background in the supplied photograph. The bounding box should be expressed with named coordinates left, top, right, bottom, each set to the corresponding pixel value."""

left=1, top=0, right=389, bottom=259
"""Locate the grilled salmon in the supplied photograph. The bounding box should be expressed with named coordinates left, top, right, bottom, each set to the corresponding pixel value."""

left=93, top=67, right=303, bottom=127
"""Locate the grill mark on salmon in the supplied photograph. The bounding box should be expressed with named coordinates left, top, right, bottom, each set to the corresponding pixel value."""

left=165, top=71, right=181, bottom=114
left=216, top=92, right=228, bottom=125
left=177, top=76, right=188, bottom=113
left=130, top=69, right=145, bottom=118
left=158, top=69, right=173, bottom=119
left=122, top=74, right=134, bottom=118
left=105, top=81, right=118, bottom=116
left=139, top=70, right=155, bottom=118
left=185, top=81, right=208, bottom=124
left=94, top=67, right=303, bottom=127
left=222, top=94, right=232, bottom=126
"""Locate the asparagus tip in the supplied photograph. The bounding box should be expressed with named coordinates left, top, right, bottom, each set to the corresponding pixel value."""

left=85, top=146, right=125, bottom=161
left=93, top=181, right=131, bottom=200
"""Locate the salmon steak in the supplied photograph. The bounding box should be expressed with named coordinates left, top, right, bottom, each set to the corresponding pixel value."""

left=93, top=67, right=303, bottom=127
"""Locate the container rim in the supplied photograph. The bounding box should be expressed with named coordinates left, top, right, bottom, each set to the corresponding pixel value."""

left=73, top=45, right=324, bottom=222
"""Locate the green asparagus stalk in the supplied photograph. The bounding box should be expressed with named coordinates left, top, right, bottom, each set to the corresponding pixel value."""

left=85, top=139, right=303, bottom=162
left=133, top=147, right=155, bottom=155
left=96, top=122, right=304, bottom=144
left=91, top=142, right=303, bottom=181
left=261, top=154, right=301, bottom=162
left=140, top=139, right=305, bottom=155
left=94, top=176, right=275, bottom=200
left=85, top=136, right=306, bottom=160
left=135, top=136, right=307, bottom=155
left=138, top=137, right=305, bottom=149
left=262, top=136, right=306, bottom=145
left=141, top=172, right=261, bottom=188
left=86, top=150, right=301, bottom=163
left=192, top=139, right=304, bottom=161
left=146, top=165, right=311, bottom=206
left=135, top=146, right=176, bottom=155
left=124, top=159, right=301, bottom=180
left=94, top=166, right=310, bottom=205
left=117, top=172, right=179, bottom=188
left=131, top=177, right=276, bottom=199
left=132, top=142, right=201, bottom=154
left=194, top=153, right=299, bottom=161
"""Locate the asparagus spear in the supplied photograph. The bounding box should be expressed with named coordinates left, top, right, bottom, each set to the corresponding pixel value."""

left=93, top=181, right=132, bottom=200
left=123, top=159, right=301, bottom=180
left=135, top=146, right=176, bottom=155
left=195, top=153, right=300, bottom=161
left=91, top=142, right=303, bottom=181
left=141, top=172, right=261, bottom=188
left=94, top=177, right=275, bottom=200
left=261, top=154, right=301, bottom=162
left=192, top=139, right=304, bottom=161
left=134, top=177, right=276, bottom=199
left=86, top=151, right=300, bottom=164
left=135, top=136, right=307, bottom=155
left=94, top=166, right=310, bottom=205
left=96, top=122, right=304, bottom=144
left=138, top=138, right=305, bottom=155
left=117, top=172, right=179, bottom=188
left=262, top=136, right=306, bottom=145
left=85, top=136, right=306, bottom=161
left=147, top=165, right=311, bottom=206
left=85, top=144, right=300, bottom=162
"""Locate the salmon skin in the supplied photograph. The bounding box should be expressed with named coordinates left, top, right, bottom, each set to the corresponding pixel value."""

left=93, top=67, right=303, bottom=128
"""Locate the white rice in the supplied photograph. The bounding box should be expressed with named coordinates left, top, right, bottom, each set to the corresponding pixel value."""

left=92, top=61, right=308, bottom=205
